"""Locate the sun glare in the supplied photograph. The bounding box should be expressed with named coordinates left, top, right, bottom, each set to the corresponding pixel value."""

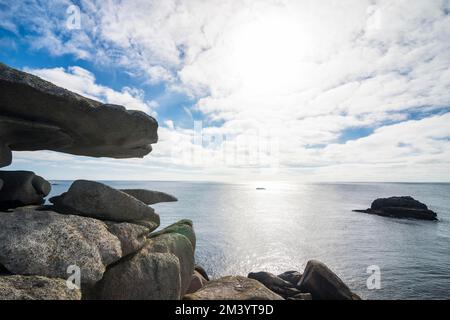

left=225, top=9, right=310, bottom=95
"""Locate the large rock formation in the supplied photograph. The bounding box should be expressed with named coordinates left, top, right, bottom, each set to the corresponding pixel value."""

left=92, top=251, right=182, bottom=300
left=0, top=207, right=123, bottom=285
left=354, top=196, right=438, bottom=221
left=50, top=180, right=160, bottom=226
left=0, top=63, right=158, bottom=168
left=145, top=232, right=195, bottom=295
left=0, top=275, right=81, bottom=300
left=90, top=225, right=195, bottom=300
left=297, top=260, right=360, bottom=300
left=0, top=179, right=197, bottom=300
left=121, top=189, right=178, bottom=205
left=0, top=171, right=51, bottom=210
left=183, top=276, right=284, bottom=300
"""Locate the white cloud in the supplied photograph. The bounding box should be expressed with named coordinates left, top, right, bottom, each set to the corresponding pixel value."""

left=25, top=66, right=158, bottom=115
left=4, top=0, right=450, bottom=180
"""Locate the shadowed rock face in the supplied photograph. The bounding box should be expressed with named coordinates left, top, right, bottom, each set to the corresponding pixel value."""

left=298, top=260, right=360, bottom=300
left=0, top=62, right=158, bottom=168
left=0, top=171, right=51, bottom=210
left=248, top=271, right=301, bottom=298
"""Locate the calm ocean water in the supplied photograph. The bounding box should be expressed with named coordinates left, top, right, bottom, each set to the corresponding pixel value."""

left=49, top=181, right=450, bottom=300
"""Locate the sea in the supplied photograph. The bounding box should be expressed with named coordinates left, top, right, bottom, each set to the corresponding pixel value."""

left=49, top=181, right=450, bottom=300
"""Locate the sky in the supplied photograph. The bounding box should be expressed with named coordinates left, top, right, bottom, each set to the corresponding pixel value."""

left=1, top=0, right=450, bottom=182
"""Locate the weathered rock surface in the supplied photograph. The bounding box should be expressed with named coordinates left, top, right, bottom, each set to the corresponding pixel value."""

left=92, top=235, right=194, bottom=299
left=149, top=219, right=196, bottom=249
left=132, top=219, right=160, bottom=231
left=50, top=180, right=160, bottom=223
left=121, top=189, right=178, bottom=205
left=105, top=221, right=151, bottom=256
left=145, top=233, right=195, bottom=295
left=92, top=251, right=181, bottom=300
left=0, top=171, right=51, bottom=210
left=0, top=275, right=81, bottom=300
left=248, top=271, right=301, bottom=298
left=297, top=260, right=359, bottom=300
left=92, top=221, right=195, bottom=300
left=183, top=276, right=284, bottom=300
left=287, top=293, right=313, bottom=300
left=0, top=63, right=158, bottom=168
left=186, top=270, right=208, bottom=294
left=0, top=208, right=122, bottom=285
left=354, top=196, right=438, bottom=221
left=277, top=270, right=303, bottom=287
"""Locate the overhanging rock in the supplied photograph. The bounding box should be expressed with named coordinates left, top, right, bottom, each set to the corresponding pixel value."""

left=0, top=62, right=158, bottom=167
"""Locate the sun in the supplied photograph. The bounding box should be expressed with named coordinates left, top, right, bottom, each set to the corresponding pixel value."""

left=223, top=7, right=312, bottom=95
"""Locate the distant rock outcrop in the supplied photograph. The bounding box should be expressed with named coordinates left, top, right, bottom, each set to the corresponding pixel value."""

left=0, top=62, right=158, bottom=168
left=354, top=196, right=438, bottom=221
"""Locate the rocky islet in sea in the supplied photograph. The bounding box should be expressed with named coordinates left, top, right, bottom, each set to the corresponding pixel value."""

left=354, top=196, right=438, bottom=221
left=0, top=63, right=361, bottom=300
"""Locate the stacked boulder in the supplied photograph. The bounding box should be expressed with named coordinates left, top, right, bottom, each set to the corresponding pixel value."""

left=0, top=179, right=193, bottom=300
left=0, top=63, right=196, bottom=300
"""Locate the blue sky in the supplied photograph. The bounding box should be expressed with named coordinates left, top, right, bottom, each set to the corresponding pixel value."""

left=1, top=0, right=450, bottom=182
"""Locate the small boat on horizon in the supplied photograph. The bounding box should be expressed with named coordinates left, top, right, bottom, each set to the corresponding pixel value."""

left=256, top=187, right=266, bottom=190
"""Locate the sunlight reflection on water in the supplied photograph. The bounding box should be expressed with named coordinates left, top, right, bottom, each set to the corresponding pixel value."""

left=49, top=181, right=450, bottom=299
